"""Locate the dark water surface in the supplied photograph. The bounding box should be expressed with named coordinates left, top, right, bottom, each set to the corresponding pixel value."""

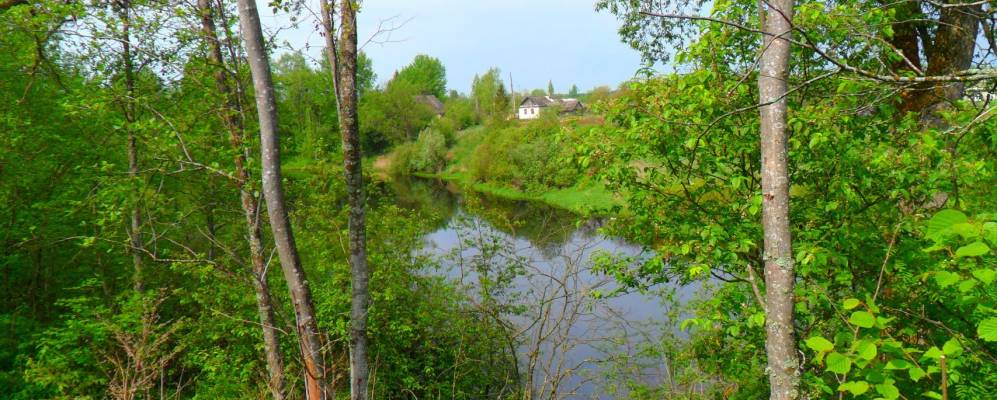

left=380, top=177, right=700, bottom=398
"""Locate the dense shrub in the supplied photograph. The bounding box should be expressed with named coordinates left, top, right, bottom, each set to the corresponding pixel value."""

left=467, top=115, right=581, bottom=192
left=389, top=129, right=448, bottom=175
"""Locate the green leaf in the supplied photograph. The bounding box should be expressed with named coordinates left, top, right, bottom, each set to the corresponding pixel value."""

left=934, top=271, right=960, bottom=288
left=885, top=359, right=911, bottom=370
left=957, top=279, right=977, bottom=293
left=855, top=340, right=877, bottom=360
left=926, top=209, right=967, bottom=238
left=942, top=339, right=962, bottom=357
left=842, top=298, right=861, bottom=310
left=951, top=223, right=980, bottom=239
left=978, top=318, right=997, bottom=342
left=826, top=352, right=852, bottom=374
left=875, top=381, right=900, bottom=400
left=806, top=336, right=834, bottom=353
left=838, top=381, right=869, bottom=395
left=983, top=222, right=997, bottom=245
left=849, top=311, right=875, bottom=328
left=922, top=346, right=943, bottom=360
left=955, top=241, right=990, bottom=258
left=971, top=268, right=995, bottom=285
left=909, top=367, right=927, bottom=382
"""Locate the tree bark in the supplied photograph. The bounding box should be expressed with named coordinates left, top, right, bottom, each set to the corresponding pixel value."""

left=883, top=0, right=922, bottom=74
left=197, top=1, right=287, bottom=398
left=900, top=1, right=982, bottom=114
left=757, top=0, right=801, bottom=399
left=0, top=0, right=27, bottom=11
left=319, top=1, right=371, bottom=398
left=115, top=0, right=144, bottom=293
left=233, top=1, right=330, bottom=398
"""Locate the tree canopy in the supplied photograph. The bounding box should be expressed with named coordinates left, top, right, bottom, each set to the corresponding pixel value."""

left=389, top=54, right=447, bottom=99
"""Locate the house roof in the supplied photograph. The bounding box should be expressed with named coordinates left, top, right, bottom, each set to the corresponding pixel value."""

left=519, top=96, right=585, bottom=112
left=414, top=94, right=445, bottom=115
left=560, top=98, right=583, bottom=111
left=519, top=95, right=556, bottom=108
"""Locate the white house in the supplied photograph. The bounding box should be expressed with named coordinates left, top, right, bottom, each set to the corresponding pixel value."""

left=517, top=96, right=584, bottom=120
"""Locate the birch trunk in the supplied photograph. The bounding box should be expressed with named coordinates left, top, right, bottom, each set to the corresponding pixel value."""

left=233, top=0, right=330, bottom=398
left=318, top=1, right=370, bottom=398
left=117, top=0, right=144, bottom=293
left=757, top=0, right=801, bottom=398
left=196, top=1, right=286, bottom=397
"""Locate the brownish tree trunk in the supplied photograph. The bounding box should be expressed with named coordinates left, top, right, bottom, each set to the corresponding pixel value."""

left=0, top=0, right=27, bottom=12
left=233, top=0, right=330, bottom=398
left=758, top=0, right=801, bottom=398
left=197, top=1, right=287, bottom=397
left=900, top=1, right=982, bottom=114
left=318, top=1, right=370, bottom=398
left=883, top=0, right=923, bottom=74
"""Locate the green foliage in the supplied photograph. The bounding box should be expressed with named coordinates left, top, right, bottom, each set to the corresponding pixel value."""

left=472, top=68, right=510, bottom=121
left=0, top=4, right=518, bottom=398
left=466, top=115, right=581, bottom=193
left=273, top=51, right=339, bottom=159
left=390, top=54, right=447, bottom=99
left=388, top=129, right=448, bottom=175
left=359, top=79, right=437, bottom=153
left=581, top=27, right=997, bottom=397
left=290, top=166, right=519, bottom=398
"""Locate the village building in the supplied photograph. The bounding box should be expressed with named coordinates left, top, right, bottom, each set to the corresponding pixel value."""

left=517, top=96, right=585, bottom=120
left=414, top=94, right=445, bottom=117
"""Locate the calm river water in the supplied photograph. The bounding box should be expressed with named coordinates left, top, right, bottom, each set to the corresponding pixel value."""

left=380, top=177, right=702, bottom=398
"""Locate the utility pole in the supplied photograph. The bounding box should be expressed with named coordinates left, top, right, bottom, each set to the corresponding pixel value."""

left=509, top=71, right=516, bottom=116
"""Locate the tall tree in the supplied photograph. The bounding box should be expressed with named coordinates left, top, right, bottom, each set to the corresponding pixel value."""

left=196, top=0, right=286, bottom=397
left=390, top=54, right=446, bottom=99
left=568, top=84, right=579, bottom=97
left=113, top=0, right=145, bottom=293
left=757, top=0, right=800, bottom=398
left=234, top=0, right=330, bottom=398
left=320, top=0, right=371, bottom=398
left=471, top=68, right=505, bottom=120
left=547, top=79, right=554, bottom=96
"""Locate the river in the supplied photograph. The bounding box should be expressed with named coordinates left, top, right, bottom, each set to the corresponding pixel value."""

left=380, top=177, right=702, bottom=398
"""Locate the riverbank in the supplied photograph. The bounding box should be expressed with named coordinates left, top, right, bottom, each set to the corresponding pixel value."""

left=376, top=121, right=621, bottom=216
left=412, top=170, right=618, bottom=215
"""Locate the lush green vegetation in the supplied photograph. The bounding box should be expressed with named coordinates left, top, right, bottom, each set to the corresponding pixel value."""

left=581, top=0, right=997, bottom=397
left=0, top=3, right=517, bottom=399
left=3, top=0, right=996, bottom=399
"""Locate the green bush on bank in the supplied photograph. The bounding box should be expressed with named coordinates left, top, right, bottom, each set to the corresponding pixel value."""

left=467, top=114, right=581, bottom=193
left=390, top=129, right=448, bottom=176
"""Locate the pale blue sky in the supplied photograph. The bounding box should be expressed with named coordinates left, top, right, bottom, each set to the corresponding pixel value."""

left=262, top=0, right=646, bottom=94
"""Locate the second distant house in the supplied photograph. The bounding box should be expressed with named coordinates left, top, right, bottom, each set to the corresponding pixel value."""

left=517, top=96, right=584, bottom=120
left=414, top=94, right=445, bottom=117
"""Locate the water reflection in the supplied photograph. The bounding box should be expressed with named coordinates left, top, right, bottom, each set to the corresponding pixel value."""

left=381, top=177, right=700, bottom=399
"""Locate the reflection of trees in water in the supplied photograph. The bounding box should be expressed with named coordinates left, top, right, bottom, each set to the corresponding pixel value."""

left=461, top=193, right=586, bottom=257
left=380, top=177, right=702, bottom=397
left=374, top=177, right=457, bottom=232
left=440, top=208, right=684, bottom=398
left=383, top=176, right=604, bottom=253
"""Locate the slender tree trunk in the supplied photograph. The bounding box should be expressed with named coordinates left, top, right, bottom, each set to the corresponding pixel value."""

left=757, top=0, right=800, bottom=399
left=319, top=1, right=370, bottom=398
left=116, top=0, right=144, bottom=293
left=197, top=1, right=287, bottom=397
left=233, top=1, right=330, bottom=398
